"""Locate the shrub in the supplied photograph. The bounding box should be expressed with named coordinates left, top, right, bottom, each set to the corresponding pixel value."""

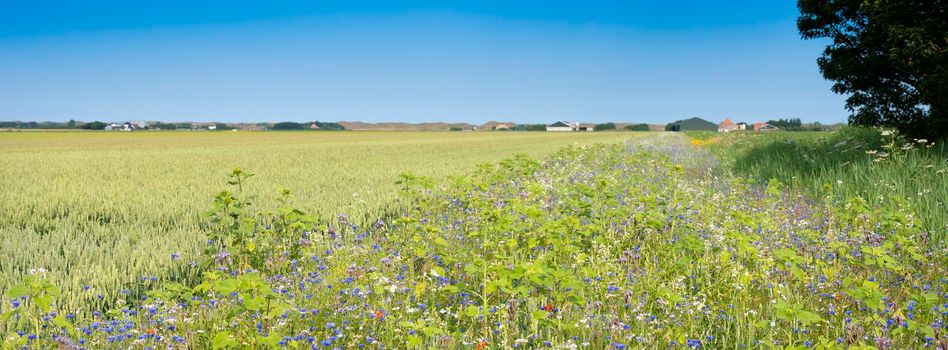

left=623, top=123, right=650, bottom=131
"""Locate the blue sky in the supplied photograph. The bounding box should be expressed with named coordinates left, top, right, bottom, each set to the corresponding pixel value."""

left=0, top=1, right=847, bottom=124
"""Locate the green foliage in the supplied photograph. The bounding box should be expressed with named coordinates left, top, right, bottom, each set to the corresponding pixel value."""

left=798, top=0, right=948, bottom=140
left=510, top=124, right=547, bottom=131
left=623, top=123, right=650, bottom=131
left=80, top=121, right=108, bottom=130
left=152, top=122, right=178, bottom=130
left=271, top=121, right=346, bottom=130
left=593, top=122, right=616, bottom=131
left=270, top=122, right=306, bottom=130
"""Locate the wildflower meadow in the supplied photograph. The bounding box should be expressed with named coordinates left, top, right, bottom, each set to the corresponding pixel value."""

left=2, top=131, right=946, bottom=349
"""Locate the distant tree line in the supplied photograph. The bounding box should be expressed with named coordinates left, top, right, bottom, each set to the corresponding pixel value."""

left=509, top=124, right=547, bottom=131
left=152, top=122, right=198, bottom=130
left=766, top=118, right=824, bottom=131
left=594, top=123, right=616, bottom=131
left=624, top=124, right=650, bottom=131
left=0, top=120, right=81, bottom=129
left=270, top=121, right=346, bottom=131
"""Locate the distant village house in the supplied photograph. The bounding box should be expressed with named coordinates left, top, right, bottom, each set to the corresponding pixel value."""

left=546, top=121, right=575, bottom=132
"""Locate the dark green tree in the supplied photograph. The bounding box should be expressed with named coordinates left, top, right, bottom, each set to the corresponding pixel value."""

left=624, top=124, right=650, bottom=131
left=798, top=0, right=948, bottom=140
left=271, top=122, right=306, bottom=130
left=80, top=121, right=107, bottom=130
left=593, top=123, right=616, bottom=131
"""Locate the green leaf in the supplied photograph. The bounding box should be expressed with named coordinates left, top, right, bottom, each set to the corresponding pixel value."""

left=6, top=284, right=28, bottom=298
left=531, top=310, right=548, bottom=320
left=52, top=314, right=76, bottom=336
left=406, top=334, right=422, bottom=348
left=1, top=310, right=17, bottom=322
left=43, top=284, right=61, bottom=298
left=212, top=331, right=237, bottom=349
left=414, top=281, right=427, bottom=297
left=34, top=294, right=54, bottom=313
left=257, top=334, right=281, bottom=348
left=796, top=310, right=825, bottom=325
left=244, top=296, right=265, bottom=311
left=465, top=305, right=480, bottom=317
left=214, top=279, right=238, bottom=294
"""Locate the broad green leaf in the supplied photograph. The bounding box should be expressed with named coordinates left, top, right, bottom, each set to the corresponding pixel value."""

left=796, top=310, right=825, bottom=325
left=212, top=331, right=236, bottom=349
left=6, top=284, right=28, bottom=298
left=34, top=294, right=54, bottom=313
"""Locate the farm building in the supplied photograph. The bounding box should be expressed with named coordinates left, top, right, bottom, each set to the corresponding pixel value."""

left=576, top=123, right=595, bottom=131
left=546, top=121, right=575, bottom=132
left=753, top=122, right=779, bottom=131
left=665, top=117, right=717, bottom=132
left=105, top=122, right=137, bottom=131
left=717, top=118, right=744, bottom=132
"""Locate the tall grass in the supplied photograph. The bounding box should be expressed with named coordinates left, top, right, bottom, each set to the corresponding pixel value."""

left=701, top=127, right=948, bottom=239
left=0, top=131, right=640, bottom=311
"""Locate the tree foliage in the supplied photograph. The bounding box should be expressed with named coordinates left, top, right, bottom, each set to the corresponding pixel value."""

left=593, top=123, right=616, bottom=131
left=798, top=0, right=947, bottom=139
left=510, top=124, right=547, bottom=131
left=79, top=121, right=107, bottom=130
left=624, top=124, right=650, bottom=131
left=271, top=121, right=345, bottom=131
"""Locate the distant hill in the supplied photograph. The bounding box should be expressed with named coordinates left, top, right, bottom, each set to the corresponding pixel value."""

left=338, top=121, right=475, bottom=131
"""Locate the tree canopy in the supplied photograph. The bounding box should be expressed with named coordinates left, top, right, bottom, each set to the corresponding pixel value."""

left=624, top=124, right=650, bottom=131
left=798, top=0, right=947, bottom=140
left=593, top=123, right=616, bottom=131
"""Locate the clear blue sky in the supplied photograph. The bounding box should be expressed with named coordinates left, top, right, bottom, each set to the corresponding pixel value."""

left=0, top=1, right=847, bottom=124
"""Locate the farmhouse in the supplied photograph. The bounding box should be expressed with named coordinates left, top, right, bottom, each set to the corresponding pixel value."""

left=546, top=121, right=575, bottom=132
left=576, top=123, right=595, bottom=131
left=717, top=118, right=744, bottom=132
left=665, top=117, right=717, bottom=132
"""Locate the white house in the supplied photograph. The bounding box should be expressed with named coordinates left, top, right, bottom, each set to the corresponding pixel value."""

left=546, top=121, right=575, bottom=132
